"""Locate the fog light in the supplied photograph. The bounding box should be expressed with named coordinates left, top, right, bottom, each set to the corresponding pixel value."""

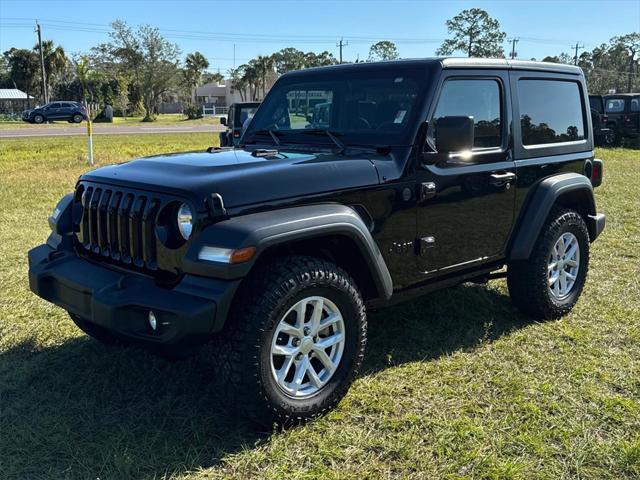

left=148, top=311, right=157, bottom=331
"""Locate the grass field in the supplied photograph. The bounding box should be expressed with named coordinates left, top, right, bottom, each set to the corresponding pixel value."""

left=0, top=135, right=639, bottom=479
left=0, top=113, right=220, bottom=129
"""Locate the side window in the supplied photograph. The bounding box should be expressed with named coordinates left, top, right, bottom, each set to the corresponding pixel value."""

left=518, top=80, right=585, bottom=145
left=631, top=98, right=639, bottom=112
left=432, top=79, right=502, bottom=149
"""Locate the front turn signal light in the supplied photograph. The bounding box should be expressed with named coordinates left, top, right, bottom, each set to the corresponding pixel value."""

left=198, top=245, right=256, bottom=264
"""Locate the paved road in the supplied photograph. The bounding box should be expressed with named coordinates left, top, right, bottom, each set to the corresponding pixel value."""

left=0, top=123, right=224, bottom=138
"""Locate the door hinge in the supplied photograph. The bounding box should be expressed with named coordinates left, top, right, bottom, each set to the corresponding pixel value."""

left=420, top=182, right=436, bottom=201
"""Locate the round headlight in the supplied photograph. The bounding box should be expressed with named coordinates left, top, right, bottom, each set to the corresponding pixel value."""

left=177, top=203, right=193, bottom=240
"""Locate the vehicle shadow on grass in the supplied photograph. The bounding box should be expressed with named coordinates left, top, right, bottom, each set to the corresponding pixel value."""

left=1, top=282, right=534, bottom=479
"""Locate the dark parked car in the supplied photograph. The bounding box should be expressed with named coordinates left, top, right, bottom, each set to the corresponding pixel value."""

left=219, top=102, right=260, bottom=146
left=22, top=101, right=88, bottom=124
left=603, top=93, right=640, bottom=144
left=29, top=58, right=605, bottom=425
left=588, top=94, right=614, bottom=146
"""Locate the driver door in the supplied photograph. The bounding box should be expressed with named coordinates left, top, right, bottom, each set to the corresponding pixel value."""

left=416, top=71, right=516, bottom=274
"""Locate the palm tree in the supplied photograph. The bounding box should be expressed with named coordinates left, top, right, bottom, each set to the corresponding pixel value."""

left=240, top=63, right=259, bottom=100
left=228, top=67, right=248, bottom=101
left=75, top=56, right=91, bottom=113
left=183, top=51, right=209, bottom=105
left=254, top=55, right=274, bottom=98
left=34, top=40, right=68, bottom=100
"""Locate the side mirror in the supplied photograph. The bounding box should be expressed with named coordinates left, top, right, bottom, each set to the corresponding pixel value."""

left=435, top=116, right=474, bottom=153
left=220, top=116, right=227, bottom=126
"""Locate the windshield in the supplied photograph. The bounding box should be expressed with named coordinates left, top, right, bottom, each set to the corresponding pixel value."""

left=235, top=106, right=259, bottom=127
left=243, top=67, right=426, bottom=147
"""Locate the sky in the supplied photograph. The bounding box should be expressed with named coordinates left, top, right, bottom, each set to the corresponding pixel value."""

left=1, top=0, right=639, bottom=73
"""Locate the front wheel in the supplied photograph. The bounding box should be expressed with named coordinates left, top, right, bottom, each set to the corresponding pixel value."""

left=33, top=114, right=45, bottom=124
left=508, top=207, right=590, bottom=319
left=216, top=256, right=367, bottom=425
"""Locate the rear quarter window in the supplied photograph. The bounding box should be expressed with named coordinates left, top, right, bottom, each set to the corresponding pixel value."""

left=518, top=79, right=585, bottom=145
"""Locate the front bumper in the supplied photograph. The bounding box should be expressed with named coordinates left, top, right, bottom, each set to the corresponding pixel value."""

left=28, top=241, right=240, bottom=346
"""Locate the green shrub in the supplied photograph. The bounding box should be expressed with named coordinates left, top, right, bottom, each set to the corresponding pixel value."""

left=184, top=105, right=202, bottom=120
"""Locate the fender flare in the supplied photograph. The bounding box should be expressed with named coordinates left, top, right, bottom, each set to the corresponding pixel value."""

left=509, top=173, right=596, bottom=260
left=183, top=203, right=393, bottom=300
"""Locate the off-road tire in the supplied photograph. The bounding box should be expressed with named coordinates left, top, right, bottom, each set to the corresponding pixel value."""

left=508, top=207, right=590, bottom=319
left=215, top=255, right=367, bottom=426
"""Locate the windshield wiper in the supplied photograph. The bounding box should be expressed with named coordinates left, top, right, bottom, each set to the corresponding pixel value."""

left=302, top=129, right=346, bottom=154
left=248, top=127, right=281, bottom=146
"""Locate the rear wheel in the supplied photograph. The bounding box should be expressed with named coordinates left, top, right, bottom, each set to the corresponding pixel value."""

left=72, top=113, right=83, bottom=123
left=216, top=256, right=367, bottom=425
left=508, top=207, right=589, bottom=319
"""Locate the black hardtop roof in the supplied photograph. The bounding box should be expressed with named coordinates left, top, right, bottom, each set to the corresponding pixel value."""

left=604, top=93, right=640, bottom=97
left=283, top=57, right=583, bottom=77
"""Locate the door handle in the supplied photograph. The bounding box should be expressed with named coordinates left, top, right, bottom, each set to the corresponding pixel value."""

left=490, top=172, right=516, bottom=187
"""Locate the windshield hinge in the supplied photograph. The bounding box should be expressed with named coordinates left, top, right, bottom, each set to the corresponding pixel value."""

left=251, top=149, right=279, bottom=158
left=207, top=193, right=227, bottom=219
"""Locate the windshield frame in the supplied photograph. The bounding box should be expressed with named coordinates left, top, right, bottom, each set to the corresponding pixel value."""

left=242, top=65, right=432, bottom=148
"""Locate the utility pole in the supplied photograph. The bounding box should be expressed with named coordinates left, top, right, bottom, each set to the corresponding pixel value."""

left=573, top=41, right=584, bottom=66
left=336, top=37, right=349, bottom=64
left=35, top=20, right=48, bottom=104
left=233, top=43, right=236, bottom=70
left=508, top=37, right=519, bottom=60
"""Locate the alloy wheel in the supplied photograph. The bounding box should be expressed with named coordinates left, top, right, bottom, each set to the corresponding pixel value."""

left=548, top=232, right=580, bottom=299
left=270, top=296, right=345, bottom=398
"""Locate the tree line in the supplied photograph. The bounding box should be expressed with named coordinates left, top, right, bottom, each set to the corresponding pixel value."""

left=1, top=10, right=638, bottom=121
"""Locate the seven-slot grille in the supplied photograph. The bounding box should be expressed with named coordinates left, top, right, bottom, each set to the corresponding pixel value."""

left=75, top=183, right=162, bottom=270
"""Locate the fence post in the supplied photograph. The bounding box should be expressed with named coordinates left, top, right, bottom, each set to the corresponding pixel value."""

left=86, top=119, right=94, bottom=166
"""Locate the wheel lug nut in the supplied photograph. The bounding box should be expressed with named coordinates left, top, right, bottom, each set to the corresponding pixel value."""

left=303, top=327, right=310, bottom=335
left=292, top=338, right=300, bottom=346
left=296, top=353, right=303, bottom=360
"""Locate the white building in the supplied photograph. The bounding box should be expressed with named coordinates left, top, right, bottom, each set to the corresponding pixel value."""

left=194, top=79, right=244, bottom=107
left=194, top=75, right=278, bottom=107
left=0, top=88, right=35, bottom=114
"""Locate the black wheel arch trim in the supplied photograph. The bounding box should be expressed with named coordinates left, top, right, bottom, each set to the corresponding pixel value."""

left=183, top=203, right=393, bottom=300
left=509, top=173, right=603, bottom=260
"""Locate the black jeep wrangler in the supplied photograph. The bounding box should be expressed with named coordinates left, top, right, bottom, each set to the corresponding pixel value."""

left=29, top=59, right=605, bottom=424
left=603, top=93, right=640, bottom=145
left=219, top=102, right=261, bottom=147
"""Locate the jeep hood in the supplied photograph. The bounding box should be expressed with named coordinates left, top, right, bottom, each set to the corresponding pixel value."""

left=80, top=148, right=380, bottom=209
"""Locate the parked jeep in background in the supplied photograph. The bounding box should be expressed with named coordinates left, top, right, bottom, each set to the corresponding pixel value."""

left=22, top=101, right=88, bottom=124
left=588, top=94, right=614, bottom=146
left=28, top=59, right=605, bottom=425
left=603, top=93, right=640, bottom=145
left=219, top=102, right=260, bottom=146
